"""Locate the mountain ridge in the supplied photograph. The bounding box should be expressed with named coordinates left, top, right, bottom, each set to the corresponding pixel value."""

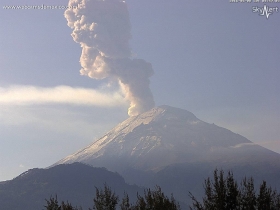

left=0, top=163, right=143, bottom=210
left=55, top=105, right=280, bottom=172
left=53, top=105, right=280, bottom=203
left=1, top=105, right=279, bottom=209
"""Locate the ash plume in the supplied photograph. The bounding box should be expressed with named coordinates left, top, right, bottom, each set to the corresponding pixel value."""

left=65, top=0, right=155, bottom=116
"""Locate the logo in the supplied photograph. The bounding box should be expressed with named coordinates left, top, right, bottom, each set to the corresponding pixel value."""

left=252, top=4, right=279, bottom=19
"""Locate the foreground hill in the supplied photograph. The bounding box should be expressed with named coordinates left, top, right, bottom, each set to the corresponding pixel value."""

left=54, top=105, right=280, bottom=202
left=0, top=163, right=142, bottom=210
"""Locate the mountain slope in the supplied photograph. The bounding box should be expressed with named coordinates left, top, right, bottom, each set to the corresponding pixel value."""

left=0, top=163, right=142, bottom=210
left=54, top=105, right=280, bottom=203
left=55, top=105, right=280, bottom=171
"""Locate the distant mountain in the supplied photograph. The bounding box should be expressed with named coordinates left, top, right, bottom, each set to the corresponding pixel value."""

left=56, top=105, right=254, bottom=169
left=0, top=163, right=142, bottom=210
left=54, top=105, right=280, bottom=203
left=55, top=105, right=280, bottom=172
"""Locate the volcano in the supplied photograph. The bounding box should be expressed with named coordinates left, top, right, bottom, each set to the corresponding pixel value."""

left=54, top=105, right=280, bottom=202
left=55, top=105, right=280, bottom=169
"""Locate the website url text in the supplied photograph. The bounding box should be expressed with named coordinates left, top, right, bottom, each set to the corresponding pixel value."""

left=3, top=5, right=77, bottom=10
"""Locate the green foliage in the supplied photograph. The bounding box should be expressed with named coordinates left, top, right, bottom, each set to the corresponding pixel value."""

left=92, top=184, right=119, bottom=210
left=44, top=195, right=81, bottom=210
left=239, top=177, right=256, bottom=209
left=225, top=171, right=239, bottom=209
left=134, top=186, right=180, bottom=210
left=189, top=169, right=280, bottom=210
left=45, top=185, right=180, bottom=210
left=44, top=171, right=280, bottom=210
left=120, top=192, right=132, bottom=210
left=44, top=195, right=61, bottom=210
left=92, top=185, right=180, bottom=210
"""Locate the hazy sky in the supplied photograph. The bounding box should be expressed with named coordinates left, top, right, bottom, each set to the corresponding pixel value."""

left=0, top=0, right=279, bottom=181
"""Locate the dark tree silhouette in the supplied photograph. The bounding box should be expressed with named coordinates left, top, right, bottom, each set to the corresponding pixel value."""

left=44, top=195, right=81, bottom=210
left=189, top=169, right=280, bottom=210
left=92, top=184, right=119, bottom=210
left=120, top=192, right=133, bottom=210
left=44, top=195, right=61, bottom=210
left=134, top=186, right=180, bottom=210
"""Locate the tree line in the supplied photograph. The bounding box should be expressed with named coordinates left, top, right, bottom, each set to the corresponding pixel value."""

left=189, top=169, right=280, bottom=210
left=44, top=169, right=280, bottom=210
left=44, top=185, right=179, bottom=210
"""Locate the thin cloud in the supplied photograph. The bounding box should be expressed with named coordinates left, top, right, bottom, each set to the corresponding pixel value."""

left=0, top=85, right=126, bottom=107
left=231, top=140, right=280, bottom=149
left=231, top=142, right=257, bottom=148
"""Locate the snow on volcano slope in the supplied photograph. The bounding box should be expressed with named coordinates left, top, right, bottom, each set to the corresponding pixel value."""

left=54, top=105, right=279, bottom=172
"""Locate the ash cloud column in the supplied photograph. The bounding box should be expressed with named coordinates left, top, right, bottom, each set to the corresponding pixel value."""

left=65, top=0, right=155, bottom=116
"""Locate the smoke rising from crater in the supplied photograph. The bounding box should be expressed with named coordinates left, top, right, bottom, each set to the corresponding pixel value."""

left=65, top=0, right=155, bottom=116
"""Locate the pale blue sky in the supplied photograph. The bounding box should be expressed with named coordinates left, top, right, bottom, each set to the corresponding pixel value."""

left=0, top=0, right=279, bottom=181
